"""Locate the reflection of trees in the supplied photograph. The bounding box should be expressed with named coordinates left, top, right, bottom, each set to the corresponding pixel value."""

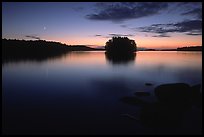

left=105, top=52, right=136, bottom=65
left=2, top=51, right=69, bottom=65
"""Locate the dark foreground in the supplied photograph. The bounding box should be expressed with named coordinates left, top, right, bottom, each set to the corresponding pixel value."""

left=120, top=83, right=202, bottom=135
left=3, top=82, right=202, bottom=135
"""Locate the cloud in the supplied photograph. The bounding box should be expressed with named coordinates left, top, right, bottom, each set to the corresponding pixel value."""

left=175, top=2, right=202, bottom=20
left=25, top=35, right=41, bottom=40
left=176, top=2, right=195, bottom=6
left=72, top=6, right=84, bottom=12
left=186, top=32, right=202, bottom=36
left=181, top=8, right=202, bottom=19
left=137, top=20, right=202, bottom=36
left=95, top=34, right=102, bottom=36
left=120, top=25, right=127, bottom=28
left=144, top=34, right=148, bottom=37
left=109, top=33, right=134, bottom=37
left=152, top=34, right=171, bottom=37
left=177, top=2, right=202, bottom=6
left=86, top=2, right=169, bottom=22
left=93, top=33, right=134, bottom=38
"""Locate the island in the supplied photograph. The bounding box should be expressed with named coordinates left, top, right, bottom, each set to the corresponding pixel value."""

left=105, top=37, right=137, bottom=53
left=105, top=37, right=137, bottom=64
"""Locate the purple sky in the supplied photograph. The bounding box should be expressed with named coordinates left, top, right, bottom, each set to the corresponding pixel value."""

left=2, top=2, right=202, bottom=49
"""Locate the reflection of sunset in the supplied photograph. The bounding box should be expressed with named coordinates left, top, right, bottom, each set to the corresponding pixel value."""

left=136, top=51, right=202, bottom=69
left=60, top=51, right=106, bottom=65
left=55, top=51, right=202, bottom=71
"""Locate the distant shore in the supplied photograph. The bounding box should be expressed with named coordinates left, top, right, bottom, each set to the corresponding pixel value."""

left=138, top=46, right=202, bottom=51
left=2, top=39, right=102, bottom=63
left=2, top=39, right=202, bottom=52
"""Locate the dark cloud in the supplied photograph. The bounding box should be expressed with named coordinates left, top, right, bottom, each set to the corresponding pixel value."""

left=109, top=33, right=134, bottom=37
left=152, top=34, right=171, bottom=37
left=137, top=20, right=202, bottom=36
left=93, top=33, right=134, bottom=38
left=181, top=8, right=202, bottom=19
left=25, top=35, right=41, bottom=40
left=176, top=2, right=194, bottom=6
left=177, top=2, right=202, bottom=6
left=176, top=2, right=202, bottom=20
left=186, top=32, right=202, bottom=36
left=73, top=7, right=84, bottom=12
left=95, top=34, right=102, bottom=36
left=86, top=2, right=169, bottom=22
left=120, top=25, right=127, bottom=28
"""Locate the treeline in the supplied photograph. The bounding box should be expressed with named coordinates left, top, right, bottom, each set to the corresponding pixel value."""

left=2, top=39, right=97, bottom=63
left=177, top=46, right=202, bottom=51
left=105, top=37, right=137, bottom=54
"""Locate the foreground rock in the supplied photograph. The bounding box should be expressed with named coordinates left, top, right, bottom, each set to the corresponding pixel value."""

left=134, top=92, right=150, bottom=96
left=120, top=96, right=148, bottom=106
left=140, top=102, right=185, bottom=128
left=121, top=82, right=202, bottom=131
left=190, top=84, right=202, bottom=108
left=154, top=83, right=202, bottom=108
left=145, top=83, right=153, bottom=86
left=154, top=83, right=191, bottom=108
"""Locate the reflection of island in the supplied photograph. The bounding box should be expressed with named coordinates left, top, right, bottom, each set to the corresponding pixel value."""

left=105, top=37, right=137, bottom=65
left=105, top=52, right=136, bottom=65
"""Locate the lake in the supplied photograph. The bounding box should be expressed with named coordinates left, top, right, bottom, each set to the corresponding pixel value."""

left=2, top=51, right=202, bottom=135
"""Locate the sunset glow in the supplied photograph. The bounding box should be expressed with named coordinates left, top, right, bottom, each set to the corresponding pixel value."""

left=2, top=2, right=202, bottom=49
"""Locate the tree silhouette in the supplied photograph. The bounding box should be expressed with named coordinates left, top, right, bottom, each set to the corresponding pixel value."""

left=105, top=37, right=137, bottom=54
left=105, top=37, right=137, bottom=64
left=177, top=46, right=202, bottom=51
left=2, top=39, right=99, bottom=64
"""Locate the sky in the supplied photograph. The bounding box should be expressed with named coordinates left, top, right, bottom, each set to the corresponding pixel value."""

left=2, top=2, right=202, bottom=49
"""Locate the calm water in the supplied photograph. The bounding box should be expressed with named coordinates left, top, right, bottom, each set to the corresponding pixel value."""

left=2, top=51, right=202, bottom=135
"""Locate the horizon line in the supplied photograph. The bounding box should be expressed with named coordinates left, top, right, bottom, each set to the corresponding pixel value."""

left=2, top=38, right=202, bottom=50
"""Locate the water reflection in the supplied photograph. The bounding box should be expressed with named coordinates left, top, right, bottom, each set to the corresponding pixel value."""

left=2, top=51, right=202, bottom=135
left=105, top=52, right=136, bottom=65
left=2, top=50, right=69, bottom=65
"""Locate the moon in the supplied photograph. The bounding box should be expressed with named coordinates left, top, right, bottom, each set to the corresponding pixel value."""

left=43, top=27, right=46, bottom=30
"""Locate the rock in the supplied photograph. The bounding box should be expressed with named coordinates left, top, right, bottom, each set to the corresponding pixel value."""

left=145, top=83, right=153, bottom=86
left=120, top=96, right=148, bottom=106
left=190, top=84, right=202, bottom=108
left=134, top=92, right=150, bottom=96
left=190, top=84, right=201, bottom=96
left=120, top=83, right=202, bottom=130
left=121, top=114, right=139, bottom=120
left=154, top=83, right=191, bottom=108
left=139, top=102, right=185, bottom=128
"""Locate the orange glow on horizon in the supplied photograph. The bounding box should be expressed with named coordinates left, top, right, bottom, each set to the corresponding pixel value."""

left=135, top=34, right=202, bottom=49
left=41, top=34, right=202, bottom=49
